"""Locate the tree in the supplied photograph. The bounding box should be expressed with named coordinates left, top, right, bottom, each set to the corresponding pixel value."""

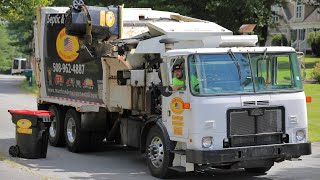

left=0, top=0, right=54, bottom=21
left=271, top=34, right=288, bottom=46
left=304, top=0, right=320, bottom=5
left=0, top=0, right=284, bottom=58
left=0, top=0, right=53, bottom=56
left=120, top=0, right=283, bottom=46
left=0, top=23, right=17, bottom=71
left=307, top=31, right=320, bottom=56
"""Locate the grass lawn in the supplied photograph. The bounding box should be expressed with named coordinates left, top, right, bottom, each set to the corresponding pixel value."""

left=302, top=56, right=320, bottom=142
left=305, top=84, right=320, bottom=142
left=19, top=77, right=38, bottom=95
left=302, top=55, right=320, bottom=80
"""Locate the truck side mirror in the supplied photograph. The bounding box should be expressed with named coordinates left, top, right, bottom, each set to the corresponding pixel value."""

left=158, top=86, right=173, bottom=97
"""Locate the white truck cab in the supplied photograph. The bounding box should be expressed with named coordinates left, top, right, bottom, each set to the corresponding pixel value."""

left=158, top=46, right=310, bottom=172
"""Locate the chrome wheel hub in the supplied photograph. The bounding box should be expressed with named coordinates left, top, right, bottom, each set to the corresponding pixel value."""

left=67, top=117, right=76, bottom=143
left=148, top=136, right=164, bottom=168
left=49, top=117, right=57, bottom=138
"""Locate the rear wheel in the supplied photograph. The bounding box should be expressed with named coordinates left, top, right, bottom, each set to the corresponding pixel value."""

left=48, top=105, right=65, bottom=147
left=146, top=126, right=173, bottom=178
left=64, top=109, right=89, bottom=152
left=245, top=166, right=272, bottom=174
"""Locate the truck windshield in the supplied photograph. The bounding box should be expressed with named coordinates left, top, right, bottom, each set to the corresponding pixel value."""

left=188, top=52, right=303, bottom=95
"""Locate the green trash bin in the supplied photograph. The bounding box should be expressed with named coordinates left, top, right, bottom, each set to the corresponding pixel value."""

left=24, top=69, right=33, bottom=81
left=8, top=110, right=54, bottom=159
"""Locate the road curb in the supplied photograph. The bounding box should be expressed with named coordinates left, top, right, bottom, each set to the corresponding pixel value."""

left=0, top=152, right=56, bottom=180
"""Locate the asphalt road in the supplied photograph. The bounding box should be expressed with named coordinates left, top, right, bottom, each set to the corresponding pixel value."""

left=0, top=74, right=319, bottom=180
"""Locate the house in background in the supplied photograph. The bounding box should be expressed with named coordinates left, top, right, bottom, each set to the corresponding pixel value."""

left=267, top=0, right=320, bottom=53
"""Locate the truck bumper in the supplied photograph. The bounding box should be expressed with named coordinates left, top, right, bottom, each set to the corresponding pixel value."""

left=186, top=142, right=311, bottom=164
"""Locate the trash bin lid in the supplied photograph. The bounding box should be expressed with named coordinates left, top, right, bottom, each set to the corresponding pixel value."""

left=8, top=110, right=54, bottom=117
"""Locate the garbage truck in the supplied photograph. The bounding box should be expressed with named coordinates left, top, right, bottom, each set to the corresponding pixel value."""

left=33, top=1, right=311, bottom=178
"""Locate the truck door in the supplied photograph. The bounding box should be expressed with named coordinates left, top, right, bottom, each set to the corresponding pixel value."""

left=162, top=57, right=189, bottom=140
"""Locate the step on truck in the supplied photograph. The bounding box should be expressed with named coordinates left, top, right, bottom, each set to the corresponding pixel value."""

left=33, top=1, right=311, bottom=178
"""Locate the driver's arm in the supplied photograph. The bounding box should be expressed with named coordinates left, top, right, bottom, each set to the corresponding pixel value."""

left=190, top=75, right=199, bottom=92
left=172, top=84, right=185, bottom=91
left=172, top=78, right=185, bottom=91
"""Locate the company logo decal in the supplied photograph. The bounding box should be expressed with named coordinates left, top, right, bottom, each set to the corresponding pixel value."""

left=56, top=28, right=79, bottom=62
left=17, top=119, right=32, bottom=129
left=17, top=119, right=32, bottom=134
left=106, top=11, right=115, bottom=27
left=170, top=97, right=184, bottom=115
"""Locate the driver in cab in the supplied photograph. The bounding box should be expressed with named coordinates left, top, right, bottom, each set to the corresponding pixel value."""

left=172, top=64, right=185, bottom=91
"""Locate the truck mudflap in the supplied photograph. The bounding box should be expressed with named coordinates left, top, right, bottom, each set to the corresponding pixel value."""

left=186, top=142, right=311, bottom=164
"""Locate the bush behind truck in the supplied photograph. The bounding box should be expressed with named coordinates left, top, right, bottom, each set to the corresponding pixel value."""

left=33, top=1, right=311, bottom=178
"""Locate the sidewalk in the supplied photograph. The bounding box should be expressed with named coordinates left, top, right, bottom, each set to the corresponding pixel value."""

left=0, top=159, right=42, bottom=180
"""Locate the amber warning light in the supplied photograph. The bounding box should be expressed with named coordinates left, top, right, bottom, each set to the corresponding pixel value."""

left=306, top=96, right=312, bottom=103
left=183, top=102, right=190, bottom=109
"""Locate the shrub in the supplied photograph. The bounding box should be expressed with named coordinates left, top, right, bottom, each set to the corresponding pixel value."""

left=271, top=34, right=288, bottom=46
left=307, top=31, right=320, bottom=56
left=311, top=62, right=320, bottom=83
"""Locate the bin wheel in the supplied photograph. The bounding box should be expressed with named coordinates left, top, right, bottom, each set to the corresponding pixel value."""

left=64, top=109, right=90, bottom=152
left=9, top=145, right=20, bottom=157
left=48, top=105, right=65, bottom=147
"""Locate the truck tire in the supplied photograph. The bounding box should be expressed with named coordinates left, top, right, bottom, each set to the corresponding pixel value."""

left=64, top=108, right=89, bottom=153
left=48, top=105, right=65, bottom=147
left=245, top=166, right=272, bottom=174
left=146, top=126, right=173, bottom=178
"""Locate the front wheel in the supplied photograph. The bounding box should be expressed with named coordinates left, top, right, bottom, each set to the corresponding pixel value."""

left=245, top=166, right=272, bottom=174
left=146, top=126, right=173, bottom=179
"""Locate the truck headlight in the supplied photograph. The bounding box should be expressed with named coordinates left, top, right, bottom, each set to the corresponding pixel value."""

left=202, top=136, right=213, bottom=148
left=296, top=130, right=306, bottom=142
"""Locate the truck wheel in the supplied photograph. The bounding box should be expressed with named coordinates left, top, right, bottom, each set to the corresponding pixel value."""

left=245, top=166, right=272, bottom=174
left=146, top=126, right=173, bottom=178
left=48, top=105, right=65, bottom=147
left=64, top=109, right=89, bottom=152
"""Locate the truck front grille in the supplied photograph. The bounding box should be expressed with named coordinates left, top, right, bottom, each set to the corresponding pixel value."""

left=227, top=107, right=284, bottom=147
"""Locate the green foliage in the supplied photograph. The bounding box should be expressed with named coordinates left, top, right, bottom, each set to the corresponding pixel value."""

left=0, top=0, right=54, bottom=21
left=0, top=0, right=54, bottom=57
left=0, top=23, right=17, bottom=71
left=52, top=0, right=283, bottom=45
left=52, top=0, right=110, bottom=6
left=19, top=76, right=38, bottom=94
left=307, top=31, right=320, bottom=56
left=0, top=0, right=284, bottom=58
left=311, top=63, right=320, bottom=83
left=271, top=34, right=288, bottom=46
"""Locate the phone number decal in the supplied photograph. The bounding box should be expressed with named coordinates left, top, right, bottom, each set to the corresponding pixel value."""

left=53, top=63, right=85, bottom=74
